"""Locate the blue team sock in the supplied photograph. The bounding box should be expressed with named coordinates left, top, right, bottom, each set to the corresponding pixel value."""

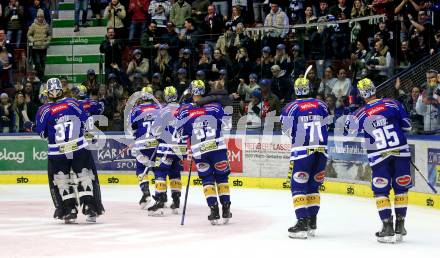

left=375, top=195, right=392, bottom=220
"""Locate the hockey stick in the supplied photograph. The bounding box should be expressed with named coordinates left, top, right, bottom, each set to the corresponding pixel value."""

left=410, top=160, right=438, bottom=194
left=181, top=155, right=193, bottom=226
left=304, top=65, right=313, bottom=79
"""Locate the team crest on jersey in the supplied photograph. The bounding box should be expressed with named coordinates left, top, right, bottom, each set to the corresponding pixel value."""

left=314, top=171, right=326, bottom=183
left=396, top=175, right=412, bottom=187
left=293, top=172, right=309, bottom=183
left=197, top=162, right=210, bottom=172
left=372, top=177, right=389, bottom=188
left=51, top=103, right=69, bottom=114
left=214, top=161, right=229, bottom=171
left=366, top=104, right=386, bottom=116
left=83, top=102, right=91, bottom=110
left=298, top=102, right=318, bottom=111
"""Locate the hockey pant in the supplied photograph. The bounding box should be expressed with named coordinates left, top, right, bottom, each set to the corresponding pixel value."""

left=371, top=156, right=412, bottom=220
left=48, top=148, right=104, bottom=218
left=153, top=153, right=183, bottom=201
left=290, top=152, right=327, bottom=219
left=136, top=148, right=157, bottom=190
left=194, top=150, right=231, bottom=207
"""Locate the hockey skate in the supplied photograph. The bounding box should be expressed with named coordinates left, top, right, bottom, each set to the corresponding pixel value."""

left=139, top=182, right=151, bottom=209
left=307, top=216, right=317, bottom=237
left=148, top=195, right=166, bottom=216
left=170, top=192, right=181, bottom=214
left=221, top=202, right=232, bottom=224
left=83, top=204, right=98, bottom=223
left=288, top=218, right=309, bottom=239
left=395, top=215, right=407, bottom=242
left=63, top=208, right=78, bottom=224
left=208, top=205, right=220, bottom=225
left=376, top=216, right=395, bottom=243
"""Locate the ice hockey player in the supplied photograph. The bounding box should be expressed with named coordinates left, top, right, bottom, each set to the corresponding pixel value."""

left=349, top=78, right=412, bottom=243
left=147, top=86, right=186, bottom=216
left=280, top=77, right=329, bottom=239
left=129, top=86, right=161, bottom=209
left=25, top=78, right=104, bottom=223
left=176, top=80, right=232, bottom=225
left=72, top=84, right=104, bottom=138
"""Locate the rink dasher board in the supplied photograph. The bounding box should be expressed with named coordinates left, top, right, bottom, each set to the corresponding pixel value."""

left=0, top=173, right=439, bottom=210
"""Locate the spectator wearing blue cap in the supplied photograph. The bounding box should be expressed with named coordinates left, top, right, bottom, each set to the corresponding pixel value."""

left=127, top=49, right=149, bottom=83
left=259, top=78, right=281, bottom=115
left=151, top=72, right=163, bottom=92
left=274, top=43, right=291, bottom=71
left=245, top=88, right=264, bottom=129
left=256, top=46, right=274, bottom=79
left=237, top=73, right=261, bottom=103
left=175, top=68, right=189, bottom=96
left=173, top=48, right=196, bottom=78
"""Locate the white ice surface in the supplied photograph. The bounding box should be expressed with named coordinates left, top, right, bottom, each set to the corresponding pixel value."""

left=0, top=185, right=439, bottom=258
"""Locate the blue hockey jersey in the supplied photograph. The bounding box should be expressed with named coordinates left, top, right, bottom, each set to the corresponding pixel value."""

left=350, top=98, right=411, bottom=166
left=155, top=103, right=188, bottom=157
left=36, top=98, right=88, bottom=156
left=79, top=99, right=104, bottom=116
left=129, top=103, right=161, bottom=151
left=280, top=98, right=329, bottom=160
left=176, top=102, right=226, bottom=158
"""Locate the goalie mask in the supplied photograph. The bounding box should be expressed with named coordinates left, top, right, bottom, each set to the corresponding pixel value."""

left=47, top=78, right=63, bottom=100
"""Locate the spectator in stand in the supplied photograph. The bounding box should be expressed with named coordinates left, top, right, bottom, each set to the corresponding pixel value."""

left=173, top=48, right=195, bottom=78
left=290, top=44, right=305, bottom=79
left=237, top=73, right=260, bottom=103
left=74, top=0, right=89, bottom=32
left=287, top=0, right=305, bottom=24
left=99, top=27, right=125, bottom=79
left=26, top=0, right=51, bottom=27
left=0, top=29, right=13, bottom=89
left=170, top=0, right=192, bottom=33
left=211, top=48, right=229, bottom=80
left=259, top=78, right=281, bottom=116
left=80, top=69, right=100, bottom=92
left=227, top=5, right=244, bottom=30
left=234, top=23, right=249, bottom=50
left=141, top=21, right=160, bottom=58
left=329, top=0, right=350, bottom=19
left=151, top=73, right=163, bottom=93
left=127, top=49, right=149, bottom=83
left=331, top=68, right=351, bottom=98
left=203, top=5, right=225, bottom=50
left=215, top=24, right=237, bottom=56
left=416, top=70, right=440, bottom=133
left=211, top=0, right=229, bottom=17
left=273, top=44, right=291, bottom=72
left=431, top=31, right=440, bottom=55
left=191, top=0, right=210, bottom=28
left=0, top=93, right=14, bottom=133
left=350, top=39, right=369, bottom=80
left=27, top=9, right=51, bottom=80
left=59, top=75, right=73, bottom=97
left=395, top=40, right=417, bottom=73
left=318, top=66, right=337, bottom=96
left=149, top=0, right=171, bottom=34
left=270, top=64, right=290, bottom=103
left=317, top=0, right=330, bottom=18
left=263, top=2, right=289, bottom=47
left=90, top=0, right=102, bottom=20
left=367, top=39, right=392, bottom=85
left=12, top=91, right=36, bottom=132
left=153, top=44, right=173, bottom=81
left=23, top=81, right=37, bottom=104
left=104, top=0, right=126, bottom=38
left=306, top=68, right=321, bottom=98
left=179, top=18, right=201, bottom=51
left=197, top=48, right=213, bottom=80
left=351, top=0, right=372, bottom=18
left=406, top=85, right=424, bottom=134
left=5, top=0, right=24, bottom=49
left=174, top=68, right=189, bottom=95
left=128, top=0, right=149, bottom=43
left=234, top=47, right=253, bottom=82
left=162, top=22, right=180, bottom=57
left=244, top=88, right=263, bottom=129
left=256, top=46, right=274, bottom=79
left=407, top=10, right=436, bottom=52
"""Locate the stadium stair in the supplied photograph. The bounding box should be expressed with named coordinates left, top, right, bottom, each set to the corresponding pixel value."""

left=45, top=0, right=105, bottom=84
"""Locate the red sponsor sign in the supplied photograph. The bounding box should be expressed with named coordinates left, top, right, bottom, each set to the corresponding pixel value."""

left=189, top=109, right=206, bottom=118
left=214, top=161, right=229, bottom=171
left=366, top=104, right=386, bottom=116
left=141, top=106, right=157, bottom=112
left=396, top=175, right=411, bottom=186
left=83, top=102, right=91, bottom=110
left=299, top=101, right=318, bottom=111
left=51, top=103, right=68, bottom=114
